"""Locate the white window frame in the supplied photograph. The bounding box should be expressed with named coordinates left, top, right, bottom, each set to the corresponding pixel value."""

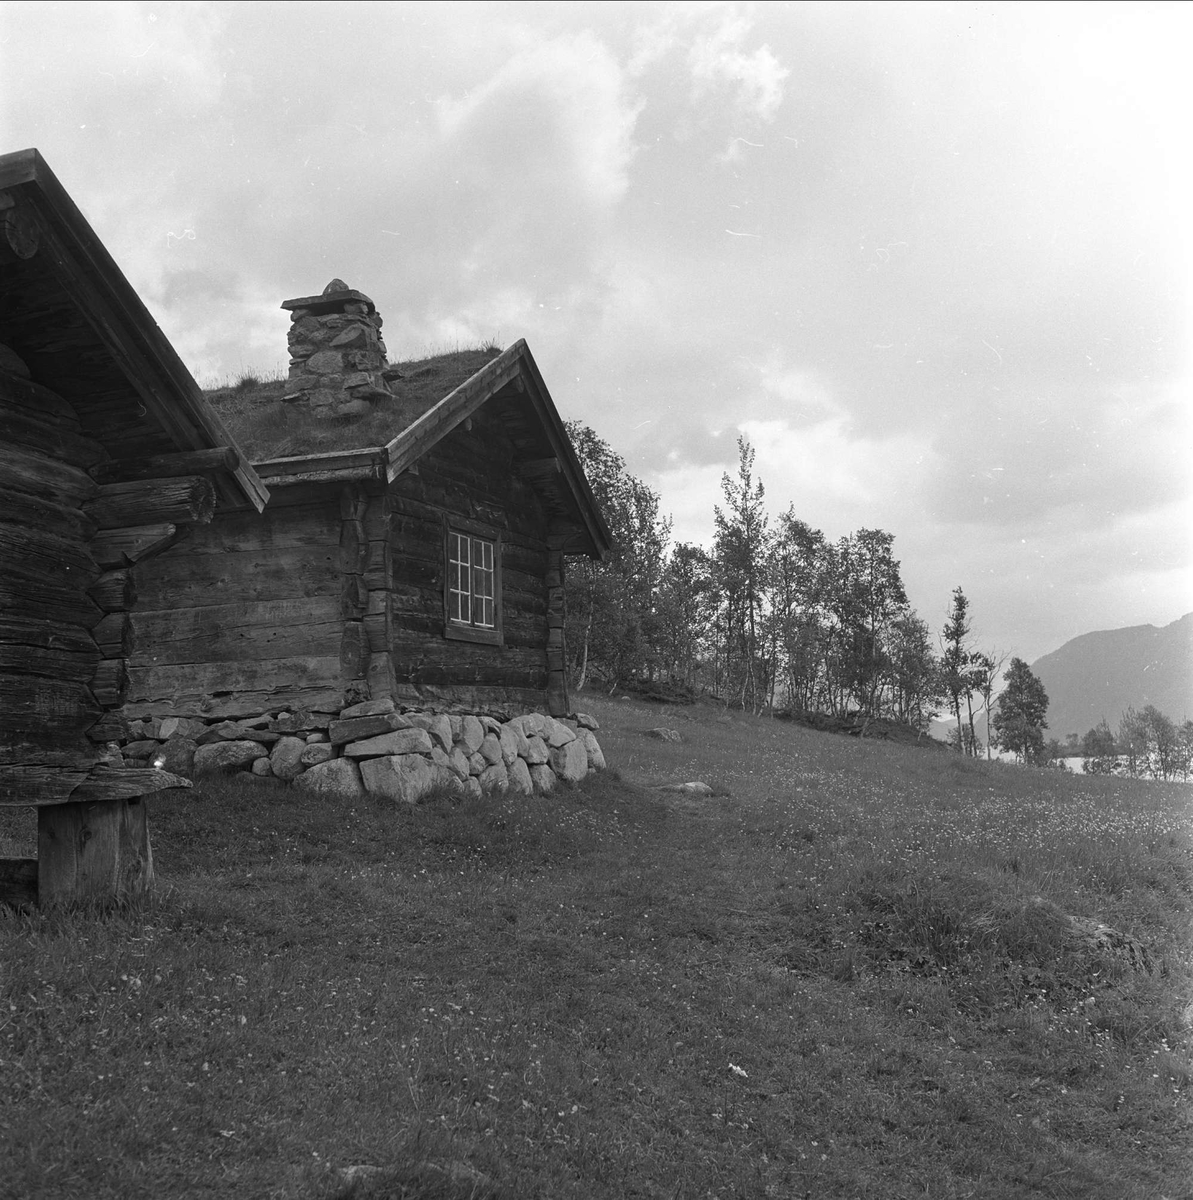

left=444, top=520, right=502, bottom=645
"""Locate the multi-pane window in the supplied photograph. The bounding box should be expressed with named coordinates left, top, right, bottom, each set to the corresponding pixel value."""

left=447, top=531, right=496, bottom=630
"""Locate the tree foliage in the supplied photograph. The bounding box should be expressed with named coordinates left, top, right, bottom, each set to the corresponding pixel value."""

left=992, top=657, right=1049, bottom=763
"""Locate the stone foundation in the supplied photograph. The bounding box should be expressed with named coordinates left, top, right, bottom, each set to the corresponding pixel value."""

left=111, top=698, right=605, bottom=802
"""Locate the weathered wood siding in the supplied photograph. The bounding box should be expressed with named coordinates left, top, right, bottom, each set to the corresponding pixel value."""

left=386, top=408, right=551, bottom=709
left=0, top=372, right=104, bottom=804
left=125, top=484, right=345, bottom=718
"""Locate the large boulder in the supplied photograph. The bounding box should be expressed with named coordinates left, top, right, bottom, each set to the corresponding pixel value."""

left=407, top=712, right=453, bottom=753
left=544, top=719, right=576, bottom=748
left=479, top=732, right=503, bottom=766
left=300, top=743, right=335, bottom=767
left=343, top=728, right=434, bottom=758
left=549, top=739, right=588, bottom=783
left=529, top=764, right=557, bottom=794
left=158, top=737, right=197, bottom=776
left=581, top=730, right=606, bottom=770
left=328, top=711, right=411, bottom=745
left=360, top=754, right=449, bottom=803
left=194, top=740, right=263, bottom=774
left=499, top=722, right=528, bottom=764
left=294, top=757, right=367, bottom=801
left=479, top=761, right=509, bottom=793
left=339, top=697, right=396, bottom=719
left=459, top=715, right=485, bottom=754
left=507, top=757, right=533, bottom=795
left=523, top=735, right=549, bottom=765
left=270, top=735, right=308, bottom=781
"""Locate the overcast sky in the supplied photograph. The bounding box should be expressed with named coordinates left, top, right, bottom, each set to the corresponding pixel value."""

left=3, top=1, right=1189, bottom=664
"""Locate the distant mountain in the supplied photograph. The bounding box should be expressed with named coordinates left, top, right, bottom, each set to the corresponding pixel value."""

left=1031, top=613, right=1193, bottom=741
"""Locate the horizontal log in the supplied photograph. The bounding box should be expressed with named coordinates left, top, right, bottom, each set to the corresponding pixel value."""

left=0, top=673, right=100, bottom=740
left=0, top=521, right=100, bottom=592
left=153, top=501, right=339, bottom=556
left=0, top=443, right=98, bottom=505
left=69, top=767, right=191, bottom=803
left=125, top=655, right=345, bottom=710
left=0, top=575, right=103, bottom=630
left=0, top=483, right=98, bottom=544
left=88, top=447, right=240, bottom=485
left=0, top=370, right=80, bottom=425
left=0, top=404, right=105, bottom=471
left=0, top=764, right=96, bottom=806
left=121, top=684, right=345, bottom=722
left=84, top=476, right=215, bottom=530
left=90, top=524, right=180, bottom=569
left=87, top=569, right=136, bottom=613
left=129, top=615, right=342, bottom=667
left=128, top=596, right=342, bottom=667
left=0, top=858, right=37, bottom=908
left=132, top=545, right=339, bottom=608
left=0, top=638, right=100, bottom=684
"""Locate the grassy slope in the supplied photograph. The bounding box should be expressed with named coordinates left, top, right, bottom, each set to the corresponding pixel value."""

left=1, top=697, right=1190, bottom=1199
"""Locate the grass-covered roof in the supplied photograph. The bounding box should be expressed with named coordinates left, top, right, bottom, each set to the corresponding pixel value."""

left=205, top=347, right=502, bottom=463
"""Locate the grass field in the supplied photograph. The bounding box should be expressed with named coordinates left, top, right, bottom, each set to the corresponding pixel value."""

left=2, top=697, right=1190, bottom=1199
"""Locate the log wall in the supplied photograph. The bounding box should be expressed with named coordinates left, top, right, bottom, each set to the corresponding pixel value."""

left=125, top=485, right=346, bottom=718
left=386, top=407, right=552, bottom=710
left=0, top=371, right=103, bottom=804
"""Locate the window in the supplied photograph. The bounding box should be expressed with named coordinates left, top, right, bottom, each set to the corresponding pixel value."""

left=444, top=523, right=502, bottom=645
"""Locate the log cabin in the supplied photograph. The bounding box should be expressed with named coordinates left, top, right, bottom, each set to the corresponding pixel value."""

left=130, top=289, right=612, bottom=724
left=0, top=148, right=269, bottom=904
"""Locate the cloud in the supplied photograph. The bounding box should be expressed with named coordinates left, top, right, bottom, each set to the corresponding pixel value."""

left=630, top=3, right=789, bottom=123
left=436, top=31, right=640, bottom=209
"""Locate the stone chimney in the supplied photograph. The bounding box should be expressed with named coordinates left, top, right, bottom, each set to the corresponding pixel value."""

left=280, top=279, right=402, bottom=419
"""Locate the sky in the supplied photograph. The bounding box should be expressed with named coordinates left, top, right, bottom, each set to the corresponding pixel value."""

left=2, top=1, right=1190, bottom=665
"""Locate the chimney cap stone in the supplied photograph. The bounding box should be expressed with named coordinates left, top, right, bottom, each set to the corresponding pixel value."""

left=281, top=284, right=376, bottom=315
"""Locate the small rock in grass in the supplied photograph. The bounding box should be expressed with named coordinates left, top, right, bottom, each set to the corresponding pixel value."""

left=645, top=727, right=681, bottom=742
left=251, top=756, right=273, bottom=777
left=659, top=781, right=713, bottom=795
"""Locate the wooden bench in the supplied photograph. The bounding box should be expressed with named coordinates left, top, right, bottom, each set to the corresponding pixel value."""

left=0, top=767, right=189, bottom=908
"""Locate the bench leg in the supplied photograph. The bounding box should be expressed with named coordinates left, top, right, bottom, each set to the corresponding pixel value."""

left=37, top=797, right=154, bottom=906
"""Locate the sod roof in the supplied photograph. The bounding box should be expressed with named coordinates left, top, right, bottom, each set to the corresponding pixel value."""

left=204, top=347, right=502, bottom=462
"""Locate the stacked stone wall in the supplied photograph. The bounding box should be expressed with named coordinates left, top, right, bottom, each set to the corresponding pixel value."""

left=280, top=279, right=400, bottom=420
left=112, top=699, right=605, bottom=803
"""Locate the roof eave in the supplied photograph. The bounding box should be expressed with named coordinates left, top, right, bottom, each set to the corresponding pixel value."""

left=0, top=149, right=269, bottom=513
